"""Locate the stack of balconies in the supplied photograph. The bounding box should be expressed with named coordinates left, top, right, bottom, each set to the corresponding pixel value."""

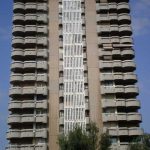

left=96, top=0, right=142, bottom=149
left=7, top=0, right=48, bottom=149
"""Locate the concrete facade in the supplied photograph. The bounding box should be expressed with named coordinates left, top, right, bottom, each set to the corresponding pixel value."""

left=7, top=0, right=142, bottom=150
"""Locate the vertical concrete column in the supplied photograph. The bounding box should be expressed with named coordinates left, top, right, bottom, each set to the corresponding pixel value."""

left=84, top=0, right=103, bottom=129
left=48, top=0, right=59, bottom=149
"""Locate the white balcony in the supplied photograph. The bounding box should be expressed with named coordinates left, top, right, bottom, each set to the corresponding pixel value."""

left=120, top=36, right=133, bottom=43
left=84, top=77, right=88, bottom=83
left=37, top=37, right=48, bottom=46
left=23, top=73, right=36, bottom=81
left=86, top=117, right=90, bottom=124
left=37, top=61, right=48, bottom=69
left=7, top=130, right=20, bottom=139
left=103, top=113, right=117, bottom=122
left=100, top=37, right=111, bottom=44
left=20, top=129, right=34, bottom=137
left=112, top=49, right=121, bottom=55
left=37, top=26, right=48, bottom=34
left=7, top=129, right=47, bottom=138
left=25, top=37, right=36, bottom=44
left=11, top=61, right=23, bottom=70
left=9, top=87, right=22, bottom=96
left=116, top=100, right=126, bottom=107
left=85, top=89, right=89, bottom=97
left=6, top=144, right=47, bottom=150
left=102, top=100, right=116, bottom=108
left=118, top=2, right=130, bottom=11
left=25, top=3, right=37, bottom=10
left=24, top=49, right=36, bottom=57
left=8, top=101, right=22, bottom=110
left=101, top=86, right=126, bottom=94
left=111, top=143, right=129, bottom=150
left=124, top=73, right=137, bottom=81
left=110, top=25, right=119, bottom=32
left=11, top=49, right=24, bottom=58
left=59, top=103, right=64, bottom=110
left=37, top=14, right=47, bottom=23
left=123, top=60, right=136, bottom=71
left=117, top=113, right=127, bottom=121
left=37, top=74, right=48, bottom=82
left=97, top=3, right=108, bottom=10
left=36, top=87, right=48, bottom=95
left=23, top=87, right=35, bottom=94
left=37, top=3, right=48, bottom=11
left=108, top=127, right=128, bottom=136
left=115, top=86, right=125, bottom=93
left=109, top=3, right=117, bottom=9
left=22, top=101, right=35, bottom=108
left=59, top=90, right=64, bottom=97
left=7, top=115, right=21, bottom=124
left=122, top=49, right=134, bottom=57
left=113, top=60, right=122, bottom=68
left=23, top=100, right=47, bottom=109
left=100, top=73, right=113, bottom=81
left=119, top=25, right=132, bottom=33
left=37, top=49, right=48, bottom=58
left=97, top=15, right=109, bottom=22
left=24, top=61, right=36, bottom=69
left=99, top=61, right=112, bottom=68
left=84, top=64, right=87, bottom=71
left=129, top=128, right=143, bottom=136
left=8, top=114, right=47, bottom=124
left=12, top=37, right=24, bottom=46
left=111, top=36, right=120, bottom=43
left=109, top=13, right=118, bottom=21
left=118, top=14, right=131, bottom=22
left=25, top=14, right=36, bottom=22
left=97, top=26, right=109, bottom=33
left=59, top=117, right=64, bottom=125
left=10, top=74, right=23, bottom=83
left=36, top=100, right=48, bottom=109
left=22, top=115, right=35, bottom=122
left=85, top=102, right=89, bottom=110
left=23, top=73, right=47, bottom=82
left=13, top=14, right=24, bottom=22
left=101, top=86, right=115, bottom=94
left=114, top=73, right=123, bottom=80
left=35, top=129, right=47, bottom=138
left=101, top=72, right=137, bottom=83
left=127, top=113, right=142, bottom=122
left=13, top=25, right=24, bottom=34
left=13, top=3, right=24, bottom=11
left=126, top=99, right=140, bottom=108
left=59, top=77, right=63, bottom=83
left=102, top=99, right=128, bottom=108
left=25, top=25, right=36, bottom=33
left=125, top=86, right=139, bottom=95
left=103, top=113, right=127, bottom=122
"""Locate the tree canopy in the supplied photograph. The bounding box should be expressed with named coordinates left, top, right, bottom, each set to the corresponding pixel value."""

left=129, top=134, right=150, bottom=150
left=58, top=122, right=111, bottom=150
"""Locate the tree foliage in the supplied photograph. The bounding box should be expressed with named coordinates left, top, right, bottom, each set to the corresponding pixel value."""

left=100, top=132, right=111, bottom=150
left=58, top=122, right=111, bottom=150
left=129, top=134, right=150, bottom=150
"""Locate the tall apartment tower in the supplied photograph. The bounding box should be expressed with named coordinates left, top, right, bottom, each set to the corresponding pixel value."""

left=7, top=0, right=143, bottom=150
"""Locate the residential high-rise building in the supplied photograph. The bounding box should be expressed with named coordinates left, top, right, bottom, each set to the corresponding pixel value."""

left=7, top=0, right=143, bottom=150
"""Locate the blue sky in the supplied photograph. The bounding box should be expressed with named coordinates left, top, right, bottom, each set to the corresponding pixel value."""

left=0, top=0, right=150, bottom=149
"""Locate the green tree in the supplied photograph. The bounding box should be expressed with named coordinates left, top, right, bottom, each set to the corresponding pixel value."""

left=129, top=134, right=150, bottom=150
left=58, top=122, right=111, bottom=150
left=58, top=126, right=90, bottom=150
left=99, top=133, right=111, bottom=150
